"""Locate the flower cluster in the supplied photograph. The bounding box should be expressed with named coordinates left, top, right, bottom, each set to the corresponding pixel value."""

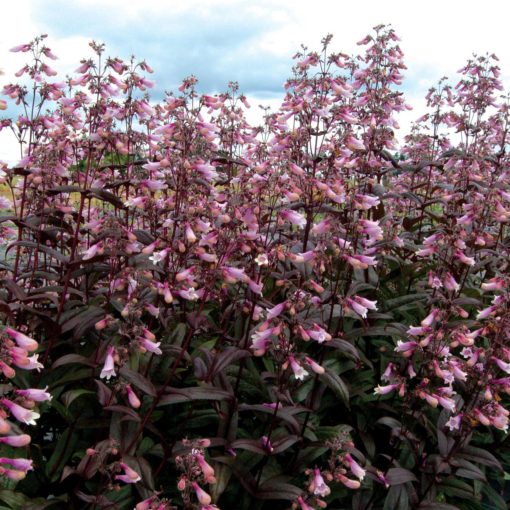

left=1, top=25, right=510, bottom=510
left=0, top=328, right=50, bottom=480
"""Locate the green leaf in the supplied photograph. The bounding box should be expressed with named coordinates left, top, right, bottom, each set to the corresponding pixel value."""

left=384, top=485, right=409, bottom=510
left=481, top=483, right=508, bottom=510
left=386, top=467, right=418, bottom=485
left=46, top=428, right=78, bottom=482
left=0, top=490, right=27, bottom=508
left=318, top=368, right=349, bottom=407
left=457, top=445, right=502, bottom=471
left=61, top=389, right=95, bottom=408
left=118, top=366, right=157, bottom=397
left=418, top=503, right=460, bottom=510
left=158, top=386, right=232, bottom=405
left=255, top=480, right=303, bottom=500
left=52, top=354, right=95, bottom=369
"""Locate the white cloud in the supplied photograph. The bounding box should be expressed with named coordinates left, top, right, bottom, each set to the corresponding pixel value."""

left=1, top=0, right=509, bottom=163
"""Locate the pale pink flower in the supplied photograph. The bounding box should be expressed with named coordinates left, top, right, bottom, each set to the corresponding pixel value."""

left=446, top=414, right=462, bottom=431
left=191, top=481, right=211, bottom=505
left=280, top=210, right=306, bottom=229
left=374, top=384, right=398, bottom=395
left=140, top=337, right=162, bottom=355
left=0, top=435, right=31, bottom=447
left=10, top=43, right=31, bottom=53
left=1, top=399, right=40, bottom=425
left=115, top=462, right=141, bottom=484
left=309, top=468, right=330, bottom=496
left=345, top=453, right=366, bottom=480
left=337, top=473, right=361, bottom=489
left=444, top=272, right=460, bottom=292
left=4, top=328, right=38, bottom=352
left=308, top=325, right=332, bottom=343
left=288, top=355, right=309, bottom=380
left=481, top=278, right=505, bottom=291
left=0, top=457, right=33, bottom=472
left=16, top=387, right=52, bottom=402
left=266, top=302, right=286, bottom=320
left=344, top=254, right=377, bottom=269
left=196, top=452, right=216, bottom=483
left=126, top=385, right=141, bottom=409
left=100, top=346, right=116, bottom=380
left=304, top=357, right=325, bottom=374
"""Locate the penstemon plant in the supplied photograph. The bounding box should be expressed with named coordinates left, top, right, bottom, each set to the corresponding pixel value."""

left=0, top=24, right=509, bottom=510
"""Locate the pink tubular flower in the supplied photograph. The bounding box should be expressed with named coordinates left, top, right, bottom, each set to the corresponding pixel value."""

left=308, top=324, right=332, bottom=343
left=139, top=337, right=162, bottom=355
left=266, top=301, right=286, bottom=320
left=41, top=63, right=57, bottom=76
left=444, top=272, right=460, bottom=292
left=10, top=43, right=31, bottom=53
left=359, top=219, right=383, bottom=239
left=493, top=357, right=510, bottom=374
left=304, top=357, right=325, bottom=374
left=185, top=224, right=197, bottom=243
left=446, top=414, right=462, bottom=431
left=0, top=435, right=31, bottom=447
left=311, top=219, right=330, bottom=235
left=16, top=387, right=52, bottom=402
left=337, top=473, right=361, bottom=489
left=177, top=287, right=200, bottom=301
left=115, top=462, right=141, bottom=484
left=260, top=435, right=273, bottom=452
left=24, top=354, right=44, bottom=371
left=477, top=305, right=496, bottom=320
left=191, top=481, right=211, bottom=505
left=289, top=250, right=315, bottom=264
left=196, top=452, right=216, bottom=483
left=251, top=326, right=274, bottom=356
left=346, top=296, right=377, bottom=319
left=0, top=457, right=33, bottom=472
left=345, top=453, right=366, bottom=480
left=280, top=210, right=306, bottom=229
left=126, top=385, right=141, bottom=409
left=4, top=328, right=38, bottom=352
left=344, top=254, right=377, bottom=269
left=288, top=355, right=309, bottom=380
left=195, top=163, right=218, bottom=181
left=0, top=418, right=11, bottom=434
left=75, top=62, right=91, bottom=73
left=222, top=266, right=249, bottom=284
left=248, top=279, right=263, bottom=295
left=0, top=468, right=27, bottom=480
left=395, top=340, right=419, bottom=357
left=407, top=326, right=428, bottom=336
left=374, top=384, right=398, bottom=395
left=416, top=246, right=437, bottom=257
left=481, top=277, right=505, bottom=291
left=455, top=250, right=475, bottom=266
left=100, top=346, right=116, bottom=380
left=345, top=135, right=365, bottom=151
left=421, top=308, right=439, bottom=327
left=82, top=242, right=104, bottom=260
left=309, top=468, right=331, bottom=496
left=0, top=361, right=15, bottom=379
left=1, top=399, right=40, bottom=425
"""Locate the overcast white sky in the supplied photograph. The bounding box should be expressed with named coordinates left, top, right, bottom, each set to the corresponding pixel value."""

left=2, top=0, right=510, bottom=163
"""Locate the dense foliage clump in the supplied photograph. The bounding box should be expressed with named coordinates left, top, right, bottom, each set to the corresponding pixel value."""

left=0, top=25, right=510, bottom=510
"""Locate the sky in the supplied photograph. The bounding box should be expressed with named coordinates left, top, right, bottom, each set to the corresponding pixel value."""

left=1, top=0, right=510, bottom=163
